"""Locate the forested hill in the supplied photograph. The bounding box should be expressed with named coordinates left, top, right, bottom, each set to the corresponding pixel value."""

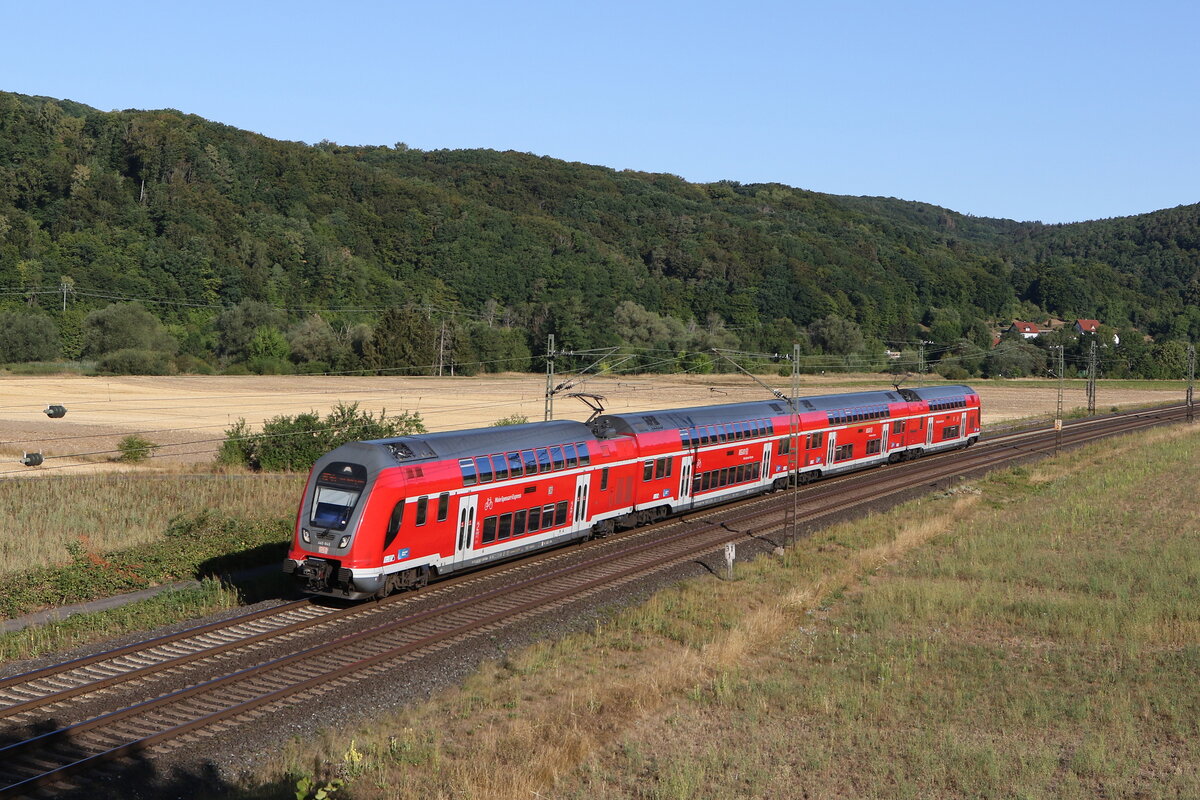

left=1, top=90, right=1198, bottom=375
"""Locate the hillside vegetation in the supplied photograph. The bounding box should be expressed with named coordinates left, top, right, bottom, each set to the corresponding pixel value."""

left=1, top=91, right=1198, bottom=378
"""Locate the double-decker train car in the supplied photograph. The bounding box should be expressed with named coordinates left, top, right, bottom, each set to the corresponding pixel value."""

left=285, top=385, right=980, bottom=599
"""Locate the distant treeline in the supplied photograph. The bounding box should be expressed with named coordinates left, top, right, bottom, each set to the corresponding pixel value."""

left=1, top=91, right=1198, bottom=379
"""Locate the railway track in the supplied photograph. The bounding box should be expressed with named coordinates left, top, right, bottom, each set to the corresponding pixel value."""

left=0, top=402, right=1189, bottom=797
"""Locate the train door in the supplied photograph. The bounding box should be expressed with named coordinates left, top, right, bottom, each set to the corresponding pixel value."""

left=678, top=455, right=694, bottom=508
left=826, top=431, right=837, bottom=465
left=573, top=473, right=590, bottom=528
left=453, top=494, right=477, bottom=566
left=761, top=446, right=771, bottom=481
left=925, top=417, right=934, bottom=446
left=960, top=411, right=967, bottom=439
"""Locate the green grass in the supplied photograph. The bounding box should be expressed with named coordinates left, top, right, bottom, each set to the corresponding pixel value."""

left=0, top=577, right=243, bottom=661
left=0, top=473, right=303, bottom=573
left=253, top=422, right=1200, bottom=800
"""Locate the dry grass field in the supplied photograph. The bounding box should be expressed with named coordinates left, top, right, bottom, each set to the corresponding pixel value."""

left=0, top=373, right=1185, bottom=474
left=262, top=423, right=1200, bottom=799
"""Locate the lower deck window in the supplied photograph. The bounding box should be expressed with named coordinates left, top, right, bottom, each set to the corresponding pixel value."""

left=482, top=516, right=497, bottom=544
left=835, top=444, right=854, bottom=461
left=866, top=439, right=882, bottom=455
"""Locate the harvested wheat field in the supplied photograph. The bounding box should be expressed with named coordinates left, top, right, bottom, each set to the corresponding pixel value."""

left=0, top=373, right=1186, bottom=475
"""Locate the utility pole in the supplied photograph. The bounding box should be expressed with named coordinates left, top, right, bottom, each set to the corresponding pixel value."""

left=1086, top=339, right=1097, bottom=416
left=918, top=341, right=926, bottom=383
left=436, top=319, right=446, bottom=377
left=543, top=334, right=555, bottom=422
left=1054, top=345, right=1064, bottom=454
left=1188, top=343, right=1195, bottom=423
left=788, top=342, right=800, bottom=546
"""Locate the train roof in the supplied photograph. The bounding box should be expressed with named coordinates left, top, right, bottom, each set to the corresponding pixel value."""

left=595, top=388, right=913, bottom=436
left=359, top=419, right=596, bottom=464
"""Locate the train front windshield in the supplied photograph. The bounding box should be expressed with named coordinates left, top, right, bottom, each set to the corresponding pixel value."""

left=312, top=487, right=359, bottom=530
left=309, top=461, right=368, bottom=531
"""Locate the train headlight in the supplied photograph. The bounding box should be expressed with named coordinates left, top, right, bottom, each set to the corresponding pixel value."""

left=338, top=535, right=350, bottom=549
left=301, top=528, right=311, bottom=543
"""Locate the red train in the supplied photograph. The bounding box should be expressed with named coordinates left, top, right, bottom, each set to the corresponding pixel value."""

left=284, top=384, right=980, bottom=599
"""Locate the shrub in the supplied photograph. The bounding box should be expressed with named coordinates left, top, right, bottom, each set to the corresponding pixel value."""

left=117, top=434, right=159, bottom=463
left=98, top=348, right=176, bottom=375
left=937, top=364, right=970, bottom=381
left=174, top=354, right=215, bottom=374
left=219, top=403, right=426, bottom=472
left=0, top=312, right=61, bottom=362
left=491, top=414, right=529, bottom=426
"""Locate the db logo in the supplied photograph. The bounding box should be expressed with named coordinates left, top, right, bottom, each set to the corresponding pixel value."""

left=484, top=498, right=494, bottom=511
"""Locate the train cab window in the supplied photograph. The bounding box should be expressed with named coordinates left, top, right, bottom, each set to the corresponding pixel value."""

left=498, top=513, right=512, bottom=541
left=437, top=492, right=450, bottom=522
left=384, top=501, right=404, bottom=550
left=491, top=454, right=509, bottom=481
left=564, top=443, right=578, bottom=468
left=513, top=509, right=527, bottom=536
left=643, top=460, right=654, bottom=481
left=459, top=458, right=478, bottom=486
left=550, top=446, right=565, bottom=470
left=600, top=467, right=610, bottom=491
left=522, top=450, right=537, bottom=475
left=506, top=451, right=524, bottom=478
left=554, top=501, right=569, bottom=527
left=537, top=448, right=552, bottom=473
left=482, top=516, right=497, bottom=544
left=311, top=487, right=359, bottom=531
left=576, top=442, right=591, bottom=465
left=475, top=456, right=493, bottom=483
left=528, top=505, right=542, bottom=531
left=415, top=496, right=428, bottom=526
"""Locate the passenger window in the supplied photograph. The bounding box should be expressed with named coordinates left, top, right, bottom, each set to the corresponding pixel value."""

left=513, top=509, right=527, bottom=536
left=498, top=513, right=512, bottom=540
left=543, top=504, right=556, bottom=527
left=459, top=458, right=477, bottom=486
left=437, top=493, right=449, bottom=522
left=522, top=450, right=537, bottom=474
left=643, top=460, right=654, bottom=481
left=415, top=496, right=428, bottom=526
left=475, top=456, right=493, bottom=483
left=576, top=442, right=591, bottom=465
left=554, top=501, right=569, bottom=527
left=707, top=426, right=718, bottom=444
left=506, top=451, right=524, bottom=478
left=550, top=446, right=565, bottom=470
left=537, top=448, right=552, bottom=473
left=681, top=429, right=691, bottom=447
left=482, top=516, right=497, bottom=544
left=528, top=505, right=542, bottom=531
left=491, top=454, right=509, bottom=481
left=562, top=443, right=576, bottom=468
left=600, top=468, right=609, bottom=491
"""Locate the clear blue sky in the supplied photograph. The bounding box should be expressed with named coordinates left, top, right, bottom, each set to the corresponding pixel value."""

left=3, top=0, right=1196, bottom=223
